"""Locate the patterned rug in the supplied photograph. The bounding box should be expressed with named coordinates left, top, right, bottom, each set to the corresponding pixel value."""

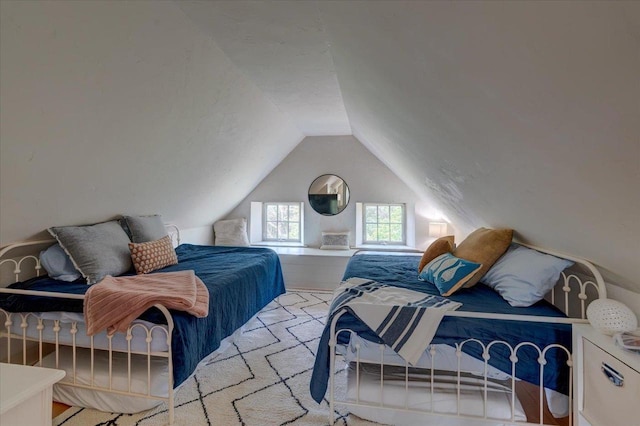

left=54, top=291, right=377, bottom=426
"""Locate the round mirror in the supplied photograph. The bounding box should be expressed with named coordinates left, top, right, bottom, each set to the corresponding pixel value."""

left=308, top=174, right=350, bottom=216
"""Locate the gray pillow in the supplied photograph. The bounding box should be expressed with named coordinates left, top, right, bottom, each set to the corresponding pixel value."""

left=48, top=220, right=132, bottom=284
left=123, top=214, right=168, bottom=243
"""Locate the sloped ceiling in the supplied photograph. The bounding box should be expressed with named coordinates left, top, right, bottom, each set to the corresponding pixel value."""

left=178, top=1, right=640, bottom=290
left=0, top=1, right=638, bottom=292
left=0, top=0, right=304, bottom=243
left=177, top=1, right=350, bottom=135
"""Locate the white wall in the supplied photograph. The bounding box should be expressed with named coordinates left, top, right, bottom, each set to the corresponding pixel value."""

left=319, top=1, right=640, bottom=293
left=0, top=0, right=303, bottom=244
left=606, top=284, right=640, bottom=322
left=226, top=135, right=442, bottom=249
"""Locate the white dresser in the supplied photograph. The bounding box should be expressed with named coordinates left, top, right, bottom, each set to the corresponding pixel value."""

left=573, top=324, right=640, bottom=426
left=0, top=363, right=65, bottom=426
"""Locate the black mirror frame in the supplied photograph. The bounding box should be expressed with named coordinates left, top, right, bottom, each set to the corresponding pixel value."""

left=308, top=174, right=350, bottom=216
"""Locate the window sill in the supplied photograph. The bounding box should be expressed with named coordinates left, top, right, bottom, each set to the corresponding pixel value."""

left=355, top=244, right=421, bottom=253
left=251, top=241, right=306, bottom=248
left=268, top=246, right=358, bottom=257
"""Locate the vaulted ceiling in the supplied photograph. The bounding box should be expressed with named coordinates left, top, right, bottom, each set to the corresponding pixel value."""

left=179, top=1, right=639, bottom=290
left=1, top=1, right=638, bottom=292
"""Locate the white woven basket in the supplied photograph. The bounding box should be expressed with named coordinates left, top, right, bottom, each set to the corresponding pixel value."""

left=587, top=299, right=638, bottom=335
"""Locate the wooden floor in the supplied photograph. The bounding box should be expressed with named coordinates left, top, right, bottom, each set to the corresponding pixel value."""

left=516, top=381, right=569, bottom=426
left=52, top=401, right=71, bottom=419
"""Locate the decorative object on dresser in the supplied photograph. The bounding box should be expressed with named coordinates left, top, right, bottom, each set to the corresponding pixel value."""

left=586, top=298, right=638, bottom=335
left=614, top=329, right=640, bottom=353
left=573, top=323, right=640, bottom=426
left=320, top=231, right=350, bottom=250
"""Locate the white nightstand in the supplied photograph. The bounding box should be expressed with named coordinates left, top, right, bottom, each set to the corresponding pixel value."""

left=573, top=324, right=640, bottom=426
left=0, top=363, right=65, bottom=426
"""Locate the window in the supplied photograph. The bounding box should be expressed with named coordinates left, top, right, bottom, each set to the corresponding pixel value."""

left=250, top=202, right=304, bottom=246
left=260, top=202, right=302, bottom=243
left=363, top=203, right=405, bottom=245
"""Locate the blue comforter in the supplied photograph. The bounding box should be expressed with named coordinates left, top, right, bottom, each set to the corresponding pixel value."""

left=0, top=244, right=286, bottom=387
left=310, top=253, right=571, bottom=403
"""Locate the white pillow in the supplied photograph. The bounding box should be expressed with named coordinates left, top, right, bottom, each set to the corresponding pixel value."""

left=320, top=232, right=350, bottom=250
left=213, top=218, right=250, bottom=246
left=482, top=244, right=574, bottom=307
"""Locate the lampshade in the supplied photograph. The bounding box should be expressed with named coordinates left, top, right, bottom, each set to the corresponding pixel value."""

left=428, top=222, right=448, bottom=238
left=586, top=299, right=638, bottom=335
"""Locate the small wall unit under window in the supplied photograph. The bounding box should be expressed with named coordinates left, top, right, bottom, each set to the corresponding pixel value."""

left=250, top=201, right=304, bottom=246
left=355, top=202, right=415, bottom=249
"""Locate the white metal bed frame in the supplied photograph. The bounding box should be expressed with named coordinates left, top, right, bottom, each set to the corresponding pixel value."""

left=0, top=225, right=182, bottom=425
left=327, top=243, right=607, bottom=426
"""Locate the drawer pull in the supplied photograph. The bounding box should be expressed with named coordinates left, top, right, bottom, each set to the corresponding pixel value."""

left=601, top=363, right=624, bottom=387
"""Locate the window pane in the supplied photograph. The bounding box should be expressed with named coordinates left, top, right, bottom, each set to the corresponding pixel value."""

left=278, top=222, right=288, bottom=239
left=266, top=222, right=278, bottom=239
left=390, top=206, right=403, bottom=223
left=390, top=224, right=403, bottom=242
left=378, top=205, right=390, bottom=223
left=278, top=205, right=289, bottom=221
left=263, top=202, right=302, bottom=242
left=365, top=206, right=378, bottom=223
left=360, top=203, right=405, bottom=245
left=289, top=205, right=300, bottom=222
left=378, top=223, right=390, bottom=241
left=266, top=205, right=278, bottom=222
left=289, top=222, right=299, bottom=239
left=365, top=224, right=378, bottom=242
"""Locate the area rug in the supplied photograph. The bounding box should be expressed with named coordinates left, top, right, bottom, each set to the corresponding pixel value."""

left=54, top=291, right=378, bottom=426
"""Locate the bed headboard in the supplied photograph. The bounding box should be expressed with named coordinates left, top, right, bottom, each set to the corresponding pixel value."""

left=519, top=242, right=607, bottom=319
left=356, top=243, right=607, bottom=321
left=0, top=224, right=181, bottom=287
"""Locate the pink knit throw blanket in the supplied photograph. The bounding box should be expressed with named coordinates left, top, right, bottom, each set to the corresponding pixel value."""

left=84, top=270, right=209, bottom=336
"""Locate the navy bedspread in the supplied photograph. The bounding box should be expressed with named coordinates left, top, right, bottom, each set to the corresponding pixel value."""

left=0, top=244, right=286, bottom=388
left=310, top=254, right=571, bottom=403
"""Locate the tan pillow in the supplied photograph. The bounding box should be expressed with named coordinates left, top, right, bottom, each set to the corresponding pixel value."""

left=129, top=235, right=178, bottom=275
left=418, top=235, right=455, bottom=273
left=453, top=227, right=513, bottom=288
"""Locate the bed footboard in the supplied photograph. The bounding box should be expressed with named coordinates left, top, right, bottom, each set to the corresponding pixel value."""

left=0, top=298, right=175, bottom=424
left=329, top=315, right=573, bottom=426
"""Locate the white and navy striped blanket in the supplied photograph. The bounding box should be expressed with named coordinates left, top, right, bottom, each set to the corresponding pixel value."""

left=329, top=277, right=462, bottom=365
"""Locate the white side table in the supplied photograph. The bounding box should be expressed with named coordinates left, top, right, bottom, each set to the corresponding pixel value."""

left=0, top=363, right=65, bottom=426
left=572, top=324, right=640, bottom=426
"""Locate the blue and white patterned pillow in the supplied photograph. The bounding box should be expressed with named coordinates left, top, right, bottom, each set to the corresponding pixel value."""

left=419, top=253, right=482, bottom=296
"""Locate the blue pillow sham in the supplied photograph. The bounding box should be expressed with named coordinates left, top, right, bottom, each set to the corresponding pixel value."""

left=39, top=244, right=82, bottom=282
left=419, top=253, right=482, bottom=297
left=481, top=243, right=574, bottom=307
